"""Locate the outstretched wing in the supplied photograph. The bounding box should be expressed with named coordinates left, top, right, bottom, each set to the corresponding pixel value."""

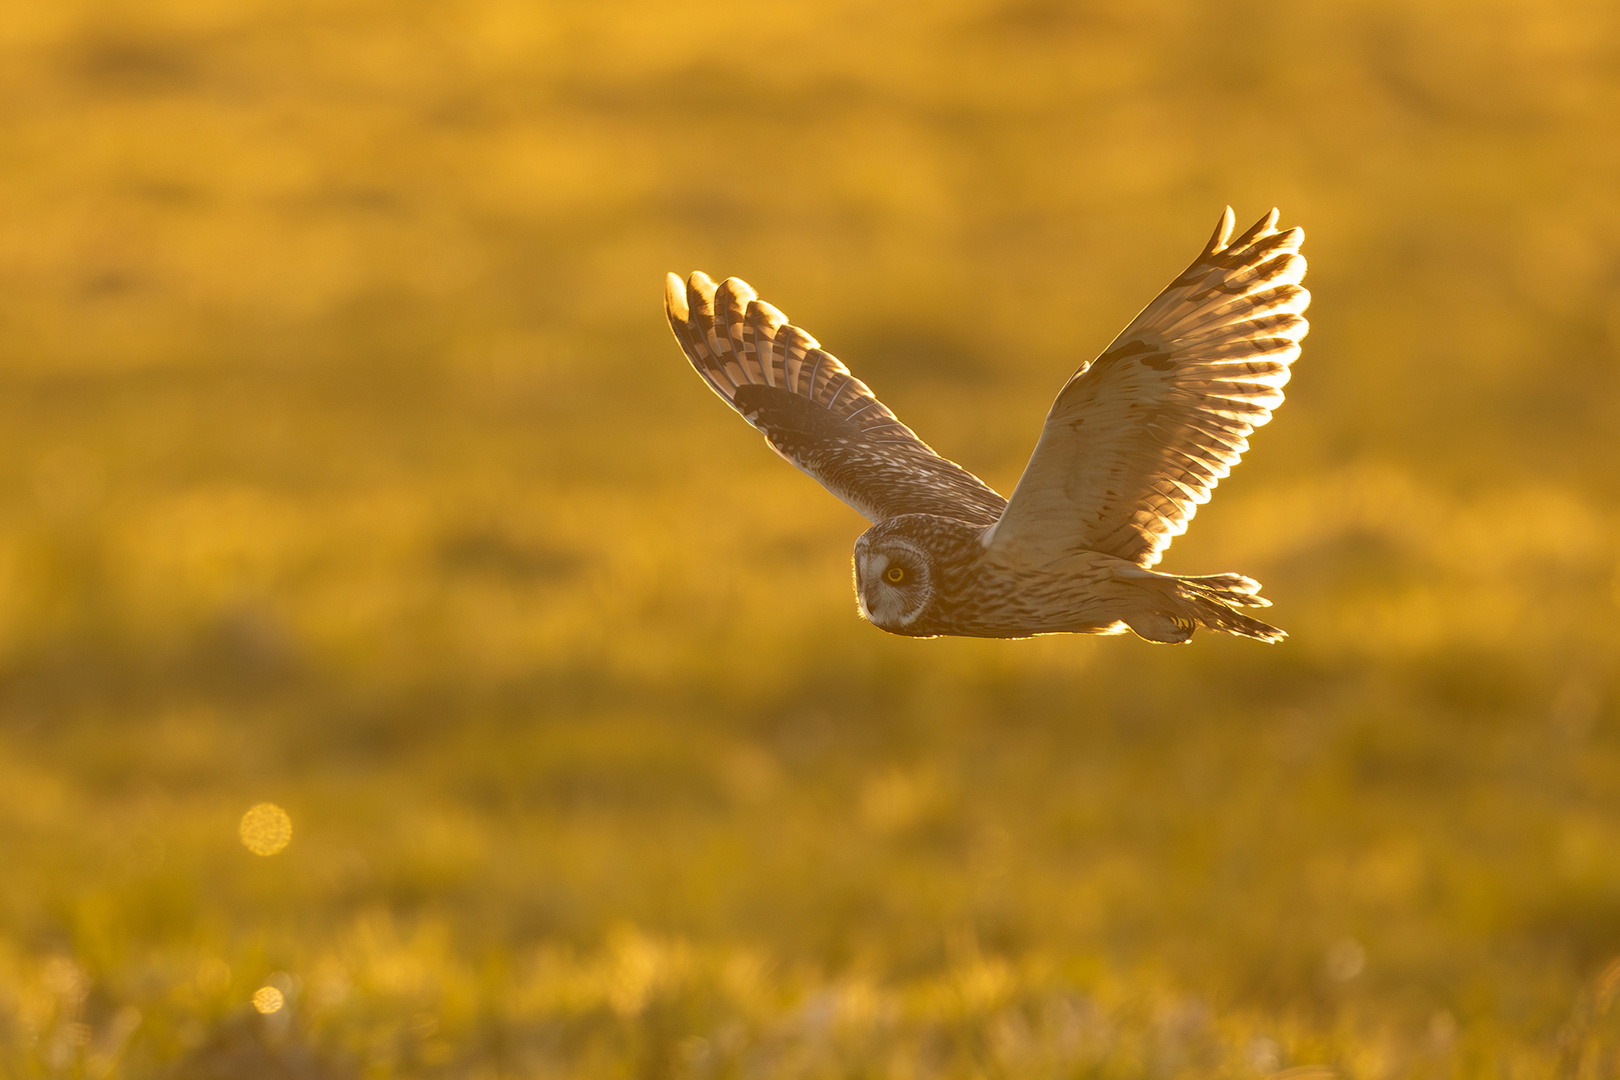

left=985, top=208, right=1309, bottom=567
left=665, top=271, right=1007, bottom=526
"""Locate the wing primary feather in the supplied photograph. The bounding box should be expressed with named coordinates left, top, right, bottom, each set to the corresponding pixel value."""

left=825, top=375, right=857, bottom=412
left=664, top=272, right=690, bottom=322
left=843, top=400, right=883, bottom=423
left=1205, top=206, right=1237, bottom=255
left=1226, top=208, right=1281, bottom=253
left=804, top=351, right=829, bottom=400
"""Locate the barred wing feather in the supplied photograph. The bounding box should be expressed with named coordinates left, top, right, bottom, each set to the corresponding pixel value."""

left=985, top=208, right=1310, bottom=567
left=665, top=272, right=1008, bottom=527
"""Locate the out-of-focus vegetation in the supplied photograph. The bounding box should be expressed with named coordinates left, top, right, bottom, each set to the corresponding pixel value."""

left=2, top=0, right=1620, bottom=1075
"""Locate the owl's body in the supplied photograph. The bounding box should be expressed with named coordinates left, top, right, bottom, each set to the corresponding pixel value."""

left=852, top=514, right=1276, bottom=643
left=666, top=208, right=1309, bottom=643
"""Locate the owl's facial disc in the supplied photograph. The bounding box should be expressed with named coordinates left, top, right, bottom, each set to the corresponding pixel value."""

left=854, top=539, right=931, bottom=629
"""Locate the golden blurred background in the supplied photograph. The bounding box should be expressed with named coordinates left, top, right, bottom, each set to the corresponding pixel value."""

left=2, top=0, right=1620, bottom=1075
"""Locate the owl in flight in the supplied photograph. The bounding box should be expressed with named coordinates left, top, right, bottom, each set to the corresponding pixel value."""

left=665, top=208, right=1308, bottom=643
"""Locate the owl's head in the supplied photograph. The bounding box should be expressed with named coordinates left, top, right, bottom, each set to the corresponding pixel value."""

left=852, top=526, right=937, bottom=632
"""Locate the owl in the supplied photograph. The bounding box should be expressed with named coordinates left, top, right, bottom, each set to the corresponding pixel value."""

left=665, top=208, right=1309, bottom=643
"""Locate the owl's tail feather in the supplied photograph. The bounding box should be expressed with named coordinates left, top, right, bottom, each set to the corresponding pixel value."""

left=1183, top=588, right=1286, bottom=643
left=1124, top=573, right=1285, bottom=644
left=1177, top=573, right=1271, bottom=608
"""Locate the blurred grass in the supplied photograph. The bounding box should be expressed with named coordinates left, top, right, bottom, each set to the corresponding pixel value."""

left=3, top=0, right=1620, bottom=1076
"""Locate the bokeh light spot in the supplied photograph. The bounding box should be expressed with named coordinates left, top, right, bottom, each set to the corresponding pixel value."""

left=239, top=803, right=292, bottom=856
left=252, top=986, right=285, bottom=1014
left=1326, top=938, right=1366, bottom=982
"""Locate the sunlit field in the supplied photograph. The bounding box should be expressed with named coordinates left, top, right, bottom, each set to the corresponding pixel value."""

left=3, top=1, right=1620, bottom=1076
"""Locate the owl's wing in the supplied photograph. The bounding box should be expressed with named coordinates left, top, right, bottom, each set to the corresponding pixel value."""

left=984, top=208, right=1309, bottom=567
left=666, top=271, right=1008, bottom=526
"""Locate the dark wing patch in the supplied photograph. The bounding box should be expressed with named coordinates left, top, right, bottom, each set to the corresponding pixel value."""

left=666, top=272, right=1007, bottom=526
left=985, top=208, right=1310, bottom=567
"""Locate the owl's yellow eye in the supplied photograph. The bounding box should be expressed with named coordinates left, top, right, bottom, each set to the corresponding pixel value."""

left=884, top=566, right=906, bottom=584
